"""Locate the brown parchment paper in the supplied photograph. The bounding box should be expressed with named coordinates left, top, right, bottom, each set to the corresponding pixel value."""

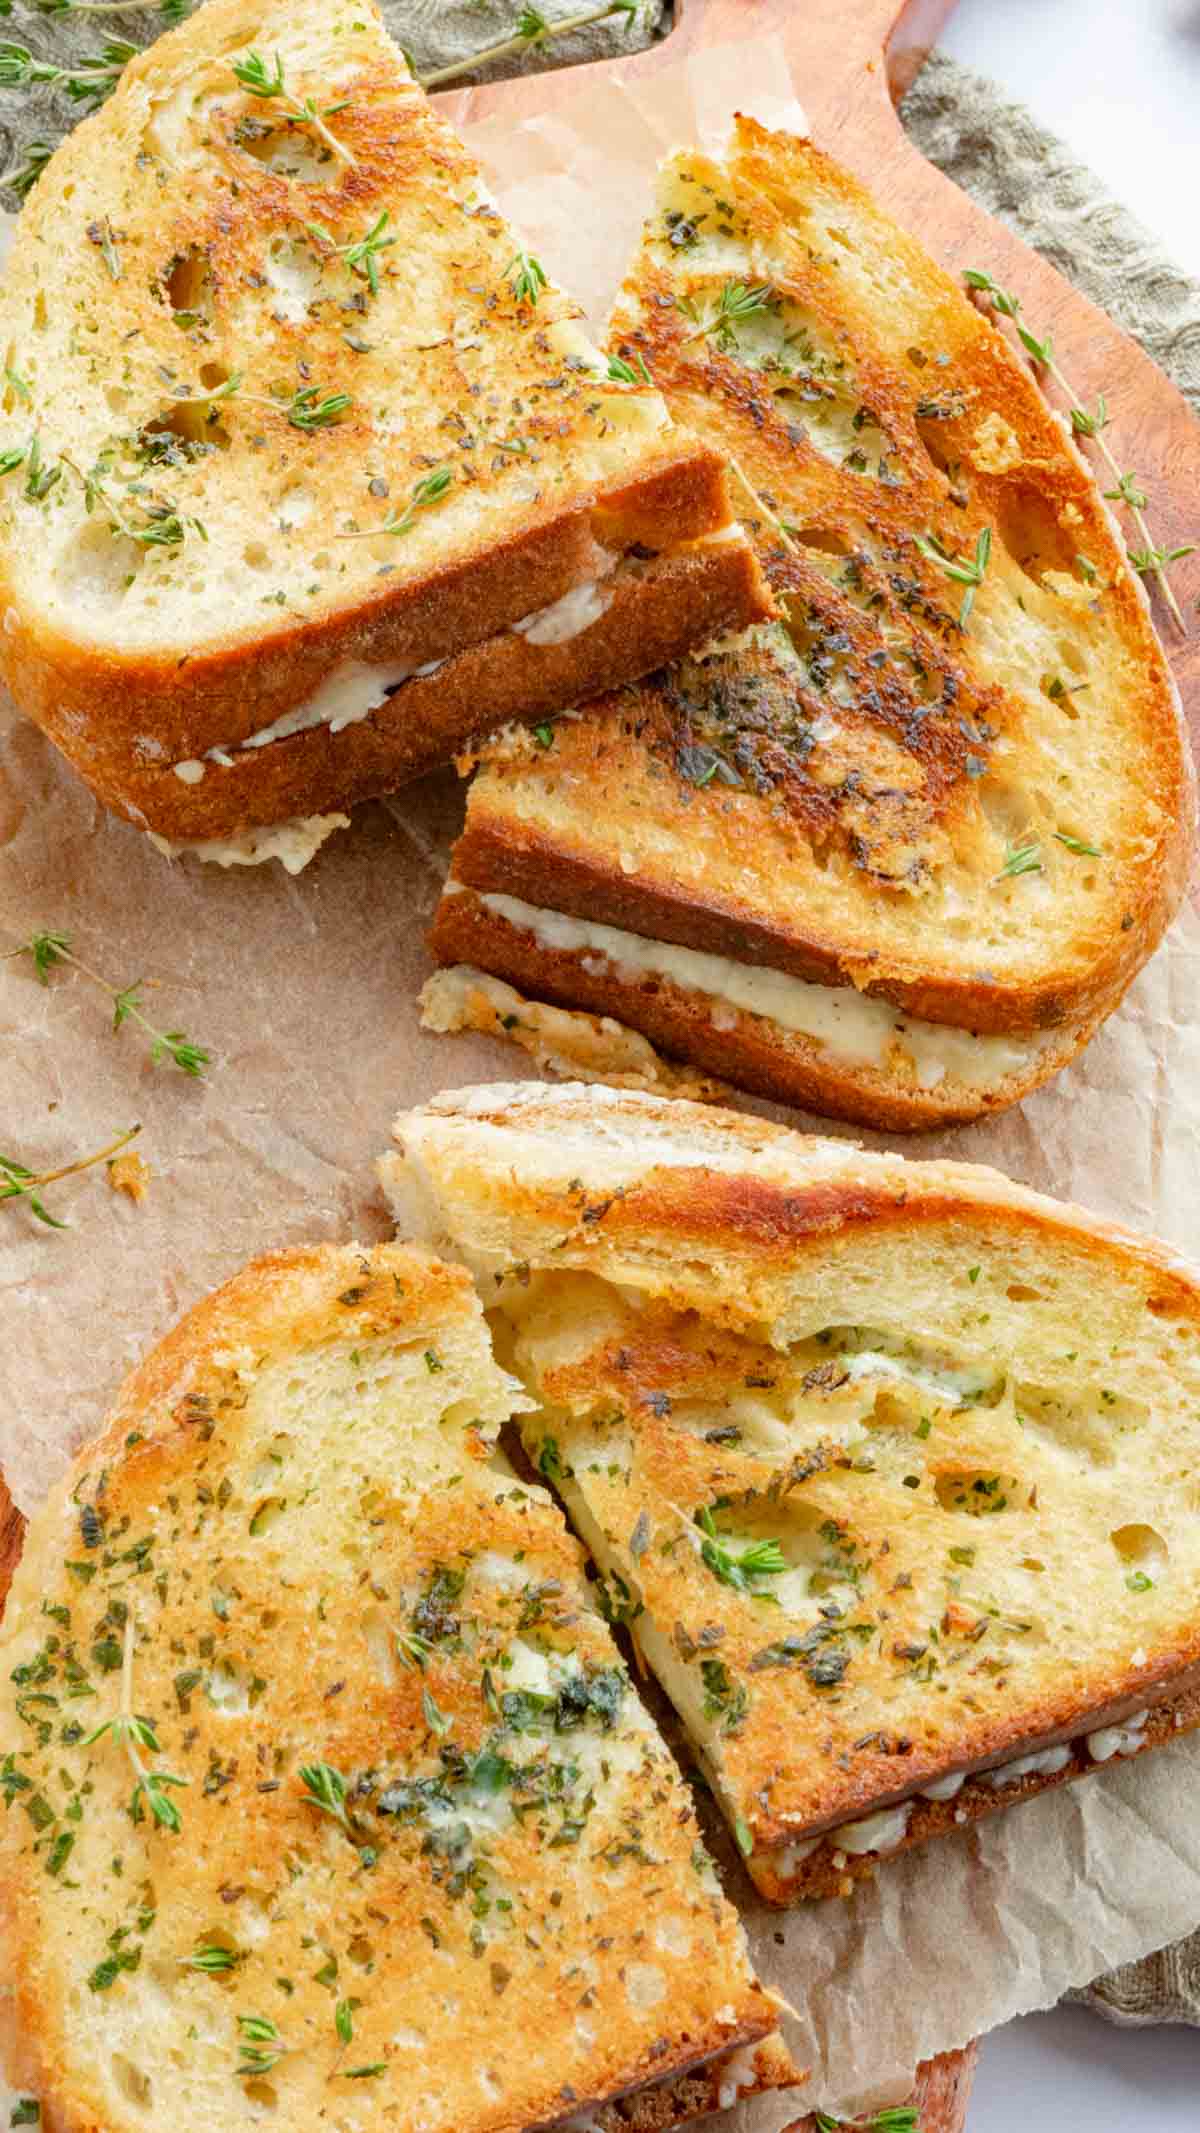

left=3, top=33, right=1200, bottom=2124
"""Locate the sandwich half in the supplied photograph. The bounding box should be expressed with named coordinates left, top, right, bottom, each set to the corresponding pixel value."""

left=383, top=1083, right=1200, bottom=1903
left=0, top=0, right=767, bottom=863
left=0, top=1240, right=797, bottom=2127
left=429, top=120, right=1193, bottom=1128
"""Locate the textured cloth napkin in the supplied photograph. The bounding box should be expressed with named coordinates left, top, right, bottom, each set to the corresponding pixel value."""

left=1, top=0, right=1196, bottom=2031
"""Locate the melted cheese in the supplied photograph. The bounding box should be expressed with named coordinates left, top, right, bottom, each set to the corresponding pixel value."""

left=168, top=658, right=446, bottom=784
left=1087, top=1710, right=1149, bottom=1762
left=234, top=659, right=423, bottom=748
left=919, top=1771, right=967, bottom=1802
left=832, top=1803, right=912, bottom=1854
left=983, top=1745, right=1072, bottom=1788
left=149, top=812, right=349, bottom=874
left=470, top=887, right=1043, bottom=1092
left=511, top=577, right=613, bottom=646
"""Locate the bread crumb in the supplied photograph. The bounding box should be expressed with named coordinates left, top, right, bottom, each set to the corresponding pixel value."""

left=420, top=965, right=729, bottom=1102
left=108, top=1151, right=152, bottom=1203
left=1042, top=569, right=1103, bottom=606
left=969, top=412, right=1023, bottom=475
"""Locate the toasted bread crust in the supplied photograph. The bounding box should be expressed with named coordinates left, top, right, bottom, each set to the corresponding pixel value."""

left=0, top=1238, right=793, bottom=2130
left=778, top=1683, right=1200, bottom=1903
left=429, top=882, right=1099, bottom=1132
left=47, top=535, right=766, bottom=839
left=384, top=1085, right=1200, bottom=1895
left=438, top=118, right=1195, bottom=1118
left=0, top=0, right=768, bottom=833
left=785, top=2046, right=978, bottom=2133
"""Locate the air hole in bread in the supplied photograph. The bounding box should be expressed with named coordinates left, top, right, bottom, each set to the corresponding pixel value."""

left=32, top=291, right=47, bottom=331
left=244, top=541, right=271, bottom=569
left=276, top=482, right=313, bottom=530
left=1006, top=1283, right=1044, bottom=1302
left=1110, top=1523, right=1168, bottom=1570
left=145, top=399, right=231, bottom=456
left=238, top=123, right=338, bottom=184
left=794, top=526, right=852, bottom=558
left=933, top=1469, right=1022, bottom=1515
left=112, top=2055, right=153, bottom=2110
left=915, top=418, right=961, bottom=483
left=242, top=2079, right=278, bottom=2108
left=265, top=236, right=323, bottom=322
left=248, top=1494, right=286, bottom=1538
left=161, top=245, right=213, bottom=326
left=347, top=1933, right=375, bottom=1967
left=362, top=1607, right=398, bottom=1687
left=992, top=483, right=1079, bottom=588
left=54, top=517, right=142, bottom=607
left=1011, top=1385, right=1130, bottom=1469
left=206, top=1662, right=252, bottom=1714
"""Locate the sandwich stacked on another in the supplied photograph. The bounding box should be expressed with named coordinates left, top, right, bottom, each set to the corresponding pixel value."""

left=0, top=0, right=767, bottom=869
left=385, top=1083, right=1200, bottom=1902
left=0, top=1242, right=797, bottom=2128
left=428, top=120, right=1193, bottom=1127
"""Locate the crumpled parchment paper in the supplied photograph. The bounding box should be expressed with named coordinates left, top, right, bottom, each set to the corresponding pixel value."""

left=2, top=25, right=1200, bottom=2124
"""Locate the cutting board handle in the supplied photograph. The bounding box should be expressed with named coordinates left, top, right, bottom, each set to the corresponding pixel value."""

left=664, top=0, right=961, bottom=104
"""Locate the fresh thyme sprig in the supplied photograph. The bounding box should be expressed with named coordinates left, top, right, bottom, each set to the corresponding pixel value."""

left=914, top=526, right=992, bottom=627
left=1, top=1124, right=140, bottom=1228
left=182, top=1942, right=241, bottom=1973
left=299, top=1760, right=352, bottom=1830
left=306, top=210, right=396, bottom=297
left=0, top=37, right=135, bottom=108
left=420, top=0, right=637, bottom=90
left=336, top=465, right=454, bottom=540
left=505, top=249, right=547, bottom=308
left=84, top=1613, right=189, bottom=1834
left=0, top=140, right=52, bottom=198
left=679, top=279, right=773, bottom=351
left=996, top=837, right=1043, bottom=882
left=237, top=2014, right=289, bottom=2079
left=24, top=0, right=188, bottom=16
left=694, top=1505, right=788, bottom=1594
left=231, top=49, right=355, bottom=167
left=606, top=351, right=653, bottom=385
left=6, top=928, right=211, bottom=1075
left=965, top=266, right=1193, bottom=631
left=814, top=2109, right=919, bottom=2133
left=159, top=373, right=350, bottom=433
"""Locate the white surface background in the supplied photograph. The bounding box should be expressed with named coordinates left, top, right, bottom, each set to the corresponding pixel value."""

left=935, top=13, right=1200, bottom=2125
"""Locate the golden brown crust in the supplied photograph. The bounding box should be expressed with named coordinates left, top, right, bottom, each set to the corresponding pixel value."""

left=72, top=538, right=767, bottom=839
left=783, top=1684, right=1200, bottom=1903
left=429, top=883, right=1097, bottom=1132
left=786, top=2046, right=978, bottom=2133
left=385, top=1084, right=1200, bottom=1899
left=0, top=1239, right=794, bottom=2131
left=0, top=0, right=769, bottom=835
left=441, top=118, right=1194, bottom=1114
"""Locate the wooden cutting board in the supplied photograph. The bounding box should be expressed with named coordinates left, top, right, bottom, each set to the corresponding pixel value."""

left=438, top=0, right=1200, bottom=746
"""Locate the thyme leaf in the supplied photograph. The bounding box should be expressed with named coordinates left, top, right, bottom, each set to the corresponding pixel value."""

left=6, top=929, right=210, bottom=1075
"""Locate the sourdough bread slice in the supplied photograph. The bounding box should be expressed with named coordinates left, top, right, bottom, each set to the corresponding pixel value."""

left=431, top=118, right=1193, bottom=1125
left=0, top=0, right=767, bottom=849
left=0, top=1241, right=796, bottom=2126
left=382, top=1084, right=1200, bottom=1902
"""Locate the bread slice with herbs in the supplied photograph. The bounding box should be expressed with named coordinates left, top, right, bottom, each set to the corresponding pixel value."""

left=382, top=1082, right=1200, bottom=1903
left=0, top=0, right=767, bottom=857
left=430, top=117, right=1193, bottom=1127
left=0, top=1239, right=797, bottom=2128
